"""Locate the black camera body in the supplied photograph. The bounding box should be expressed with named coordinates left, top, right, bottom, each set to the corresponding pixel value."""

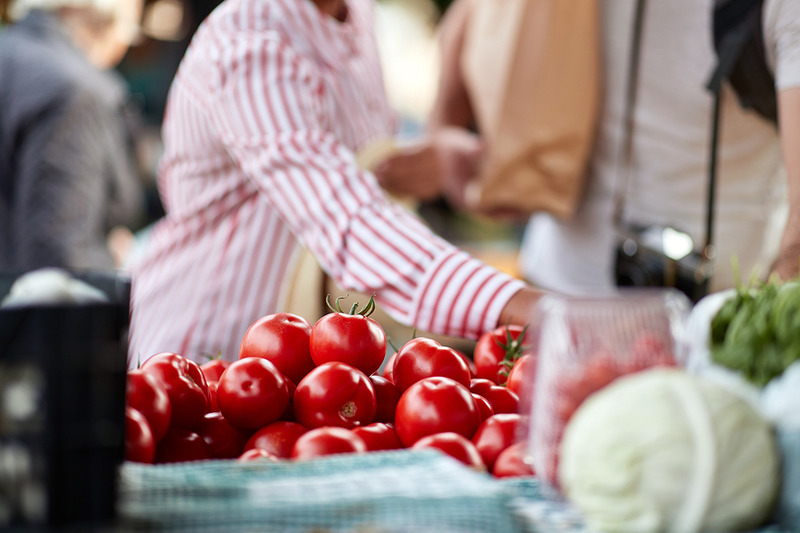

left=615, top=224, right=714, bottom=303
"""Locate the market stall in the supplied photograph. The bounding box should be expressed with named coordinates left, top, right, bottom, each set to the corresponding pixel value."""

left=1, top=268, right=798, bottom=533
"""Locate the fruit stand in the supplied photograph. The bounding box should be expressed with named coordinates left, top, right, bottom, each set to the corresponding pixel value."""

left=1, top=268, right=799, bottom=533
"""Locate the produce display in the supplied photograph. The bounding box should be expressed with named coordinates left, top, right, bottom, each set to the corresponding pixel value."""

left=558, top=368, right=779, bottom=533
left=116, top=284, right=799, bottom=533
left=123, top=295, right=531, bottom=476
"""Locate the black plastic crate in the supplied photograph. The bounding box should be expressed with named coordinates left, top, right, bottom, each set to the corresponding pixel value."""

left=0, top=270, right=130, bottom=530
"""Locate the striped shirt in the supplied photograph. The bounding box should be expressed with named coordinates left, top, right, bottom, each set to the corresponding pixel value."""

left=128, top=0, right=524, bottom=367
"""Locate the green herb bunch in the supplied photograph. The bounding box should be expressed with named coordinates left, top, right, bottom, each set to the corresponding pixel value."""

left=710, top=274, right=800, bottom=387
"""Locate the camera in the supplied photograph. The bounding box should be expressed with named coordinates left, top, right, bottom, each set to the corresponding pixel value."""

left=614, top=224, right=715, bottom=303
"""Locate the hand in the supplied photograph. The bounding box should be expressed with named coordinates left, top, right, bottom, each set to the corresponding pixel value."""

left=372, top=127, right=484, bottom=205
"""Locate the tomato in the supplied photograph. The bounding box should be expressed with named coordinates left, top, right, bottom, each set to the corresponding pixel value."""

left=471, top=413, right=522, bottom=471
left=411, top=432, right=485, bottom=470
left=239, top=313, right=315, bottom=385
left=126, top=369, right=172, bottom=442
left=351, top=423, right=402, bottom=451
left=369, top=374, right=399, bottom=423
left=290, top=426, right=367, bottom=460
left=309, top=295, right=387, bottom=375
left=471, top=393, right=494, bottom=425
left=194, top=411, right=253, bottom=459
left=454, top=349, right=476, bottom=378
left=492, top=441, right=535, bottom=478
left=244, top=421, right=308, bottom=459
left=506, top=354, right=537, bottom=398
left=392, top=337, right=471, bottom=393
left=155, top=427, right=213, bottom=463
left=207, top=381, right=219, bottom=413
left=140, top=352, right=210, bottom=429
left=294, top=362, right=376, bottom=429
left=382, top=351, right=398, bottom=384
left=200, top=358, right=230, bottom=383
left=394, top=376, right=481, bottom=447
left=217, top=357, right=291, bottom=430
left=237, top=448, right=280, bottom=462
left=124, top=407, right=155, bottom=464
left=469, top=378, right=520, bottom=414
left=474, top=324, right=527, bottom=384
left=278, top=379, right=297, bottom=422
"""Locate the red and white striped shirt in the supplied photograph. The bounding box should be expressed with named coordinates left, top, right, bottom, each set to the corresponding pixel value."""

left=128, top=0, right=525, bottom=367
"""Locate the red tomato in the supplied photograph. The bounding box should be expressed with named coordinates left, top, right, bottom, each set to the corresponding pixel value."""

left=474, top=324, right=527, bottom=384
left=369, top=374, right=399, bottom=423
left=278, top=379, right=297, bottom=422
left=140, top=352, right=210, bottom=429
left=506, top=354, right=537, bottom=398
left=237, top=448, right=280, bottom=462
left=454, top=349, right=476, bottom=378
left=309, top=295, right=387, bottom=375
left=294, top=362, right=376, bottom=429
left=126, top=369, right=172, bottom=442
left=392, top=337, right=472, bottom=393
left=200, top=358, right=230, bottom=383
left=411, top=432, right=485, bottom=470
left=492, top=441, right=535, bottom=478
left=238, top=313, right=315, bottom=385
left=217, top=357, right=291, bottom=430
left=471, top=413, right=522, bottom=471
left=470, top=378, right=520, bottom=414
left=155, top=427, right=213, bottom=463
left=290, top=427, right=367, bottom=460
left=124, top=407, right=155, bottom=464
left=471, top=393, right=495, bottom=425
left=207, top=381, right=219, bottom=413
left=394, top=376, right=481, bottom=447
left=382, top=351, right=398, bottom=384
left=194, top=411, right=253, bottom=459
left=244, top=421, right=308, bottom=459
left=351, top=423, right=402, bottom=451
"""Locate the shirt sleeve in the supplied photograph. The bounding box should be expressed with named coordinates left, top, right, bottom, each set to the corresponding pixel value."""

left=765, top=0, right=800, bottom=90
left=205, top=34, right=524, bottom=340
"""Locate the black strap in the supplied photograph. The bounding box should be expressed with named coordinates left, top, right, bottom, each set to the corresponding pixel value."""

left=613, top=0, right=648, bottom=225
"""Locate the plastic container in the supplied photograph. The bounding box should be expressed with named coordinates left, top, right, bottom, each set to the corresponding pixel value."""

left=523, top=289, right=691, bottom=492
left=0, top=269, right=130, bottom=529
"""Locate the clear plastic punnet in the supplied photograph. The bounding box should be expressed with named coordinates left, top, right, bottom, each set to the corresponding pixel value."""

left=524, top=289, right=692, bottom=492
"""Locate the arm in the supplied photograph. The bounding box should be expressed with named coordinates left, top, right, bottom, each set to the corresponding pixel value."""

left=207, top=33, right=533, bottom=340
left=771, top=86, right=800, bottom=280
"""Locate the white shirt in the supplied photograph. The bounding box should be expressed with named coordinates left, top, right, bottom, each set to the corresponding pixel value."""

left=520, top=0, right=800, bottom=295
left=127, top=0, right=524, bottom=366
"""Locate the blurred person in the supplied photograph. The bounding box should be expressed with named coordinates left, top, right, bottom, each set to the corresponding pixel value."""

left=0, top=0, right=145, bottom=271
left=380, top=0, right=800, bottom=296
left=126, top=0, right=543, bottom=366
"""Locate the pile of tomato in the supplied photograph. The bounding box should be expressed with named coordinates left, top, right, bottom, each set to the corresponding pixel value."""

left=124, top=296, right=536, bottom=478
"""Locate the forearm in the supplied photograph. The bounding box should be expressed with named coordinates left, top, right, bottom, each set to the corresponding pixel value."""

left=772, top=87, right=800, bottom=280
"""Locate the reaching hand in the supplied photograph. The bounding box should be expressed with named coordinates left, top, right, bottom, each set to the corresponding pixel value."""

left=372, top=127, right=484, bottom=205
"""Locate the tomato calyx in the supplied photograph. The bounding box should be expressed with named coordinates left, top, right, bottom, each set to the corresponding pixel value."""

left=326, top=293, right=377, bottom=317
left=497, top=323, right=530, bottom=378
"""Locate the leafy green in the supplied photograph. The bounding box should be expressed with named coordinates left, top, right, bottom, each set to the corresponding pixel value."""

left=710, top=276, right=800, bottom=387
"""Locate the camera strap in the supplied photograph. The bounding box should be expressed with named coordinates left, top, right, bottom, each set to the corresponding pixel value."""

left=613, top=0, right=719, bottom=259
